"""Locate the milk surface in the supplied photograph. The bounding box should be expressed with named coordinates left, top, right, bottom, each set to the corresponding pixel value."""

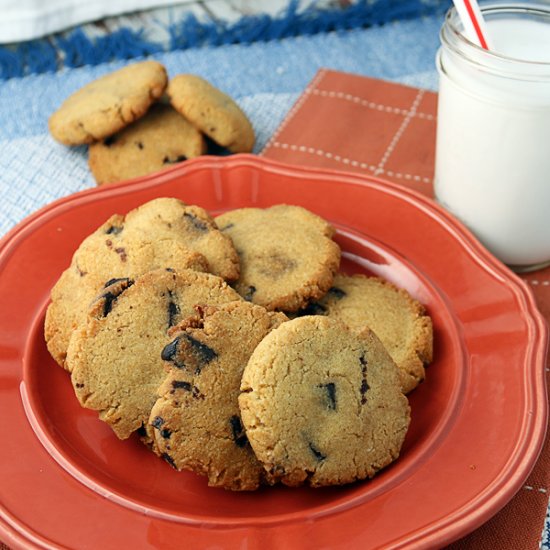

left=489, top=18, right=550, bottom=61
left=435, top=14, right=550, bottom=267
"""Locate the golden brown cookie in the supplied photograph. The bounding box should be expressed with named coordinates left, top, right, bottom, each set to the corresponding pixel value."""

left=296, top=274, right=433, bottom=393
left=49, top=60, right=167, bottom=146
left=149, top=301, right=287, bottom=490
left=215, top=205, right=341, bottom=311
left=167, top=74, right=255, bottom=153
left=67, top=269, right=242, bottom=440
left=239, top=316, right=410, bottom=487
left=45, top=197, right=240, bottom=369
left=88, top=103, right=206, bottom=185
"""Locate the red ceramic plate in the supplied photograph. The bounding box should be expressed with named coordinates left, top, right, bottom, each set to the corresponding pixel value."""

left=0, top=155, right=547, bottom=550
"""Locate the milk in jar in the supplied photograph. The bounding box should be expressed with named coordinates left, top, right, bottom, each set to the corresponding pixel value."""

left=434, top=1, right=550, bottom=270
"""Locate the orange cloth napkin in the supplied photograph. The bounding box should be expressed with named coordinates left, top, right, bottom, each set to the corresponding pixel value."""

left=262, top=68, right=550, bottom=549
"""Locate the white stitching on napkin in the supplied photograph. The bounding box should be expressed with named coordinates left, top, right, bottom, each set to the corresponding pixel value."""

left=529, top=280, right=550, bottom=286
left=374, top=89, right=425, bottom=177
left=524, top=485, right=548, bottom=493
left=271, top=143, right=377, bottom=171
left=261, top=70, right=433, bottom=186
left=310, top=88, right=435, bottom=120
left=270, top=142, right=432, bottom=184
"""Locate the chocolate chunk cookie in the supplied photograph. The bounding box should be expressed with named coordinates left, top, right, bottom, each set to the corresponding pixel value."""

left=49, top=61, right=167, bottom=146
left=239, top=316, right=410, bottom=487
left=149, top=301, right=286, bottom=490
left=296, top=274, right=433, bottom=394
left=88, top=103, right=206, bottom=185
left=67, top=269, right=242, bottom=440
left=167, top=74, right=255, bottom=153
left=45, top=197, right=240, bottom=369
left=215, top=205, right=341, bottom=312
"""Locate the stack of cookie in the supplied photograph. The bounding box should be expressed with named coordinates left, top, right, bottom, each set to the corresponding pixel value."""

left=48, top=61, right=255, bottom=185
left=45, top=197, right=433, bottom=491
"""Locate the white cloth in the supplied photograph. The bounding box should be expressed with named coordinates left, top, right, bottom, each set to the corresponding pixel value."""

left=0, top=0, right=183, bottom=43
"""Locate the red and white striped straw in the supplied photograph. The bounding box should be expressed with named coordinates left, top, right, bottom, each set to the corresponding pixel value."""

left=452, top=0, right=493, bottom=50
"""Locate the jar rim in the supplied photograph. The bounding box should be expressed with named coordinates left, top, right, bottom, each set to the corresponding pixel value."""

left=442, top=1, right=550, bottom=70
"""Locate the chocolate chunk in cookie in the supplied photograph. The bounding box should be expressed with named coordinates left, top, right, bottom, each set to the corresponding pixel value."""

left=161, top=331, right=218, bottom=373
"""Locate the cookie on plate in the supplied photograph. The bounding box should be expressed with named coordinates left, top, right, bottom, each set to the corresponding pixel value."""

left=149, top=301, right=286, bottom=490
left=88, top=103, right=206, bottom=185
left=297, top=274, right=433, bottom=394
left=67, top=269, right=242, bottom=440
left=167, top=74, right=255, bottom=153
left=215, top=205, right=341, bottom=312
left=239, top=315, right=410, bottom=487
left=45, top=197, right=240, bottom=369
left=49, top=61, right=167, bottom=146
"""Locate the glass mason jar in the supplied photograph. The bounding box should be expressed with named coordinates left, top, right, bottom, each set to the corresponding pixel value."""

left=434, top=1, right=550, bottom=271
